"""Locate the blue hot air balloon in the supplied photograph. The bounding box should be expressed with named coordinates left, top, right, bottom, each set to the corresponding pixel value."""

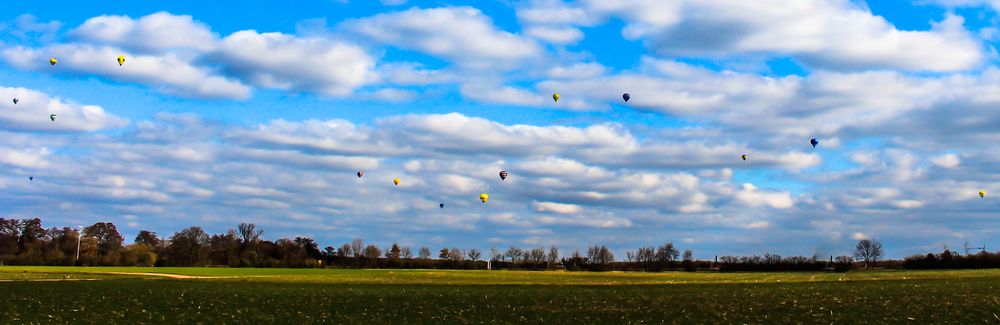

left=810, top=138, right=819, bottom=148
left=440, top=203, right=445, bottom=209
left=622, top=93, right=630, bottom=102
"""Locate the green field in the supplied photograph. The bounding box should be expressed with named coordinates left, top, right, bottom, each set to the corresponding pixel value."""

left=3, top=267, right=1000, bottom=323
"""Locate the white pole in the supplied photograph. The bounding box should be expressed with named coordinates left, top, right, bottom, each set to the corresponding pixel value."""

left=75, top=226, right=83, bottom=264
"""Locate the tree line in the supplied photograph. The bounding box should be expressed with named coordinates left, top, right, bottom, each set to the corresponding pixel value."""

left=6, top=218, right=984, bottom=272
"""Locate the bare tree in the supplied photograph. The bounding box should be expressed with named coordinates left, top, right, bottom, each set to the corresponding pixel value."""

left=854, top=239, right=884, bottom=269
left=655, top=243, right=679, bottom=267
left=389, top=243, right=401, bottom=259
left=351, top=239, right=364, bottom=259
left=363, top=244, right=381, bottom=259
left=236, top=223, right=262, bottom=246
left=505, top=246, right=523, bottom=263
left=418, top=246, right=431, bottom=259
left=401, top=246, right=413, bottom=259
left=547, top=246, right=559, bottom=268
left=468, top=249, right=481, bottom=262
left=587, top=245, right=614, bottom=265
left=338, top=243, right=352, bottom=257
left=527, top=248, right=546, bottom=264
left=448, top=247, right=464, bottom=262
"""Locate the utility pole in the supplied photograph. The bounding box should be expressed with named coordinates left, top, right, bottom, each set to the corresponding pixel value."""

left=75, top=225, right=83, bottom=265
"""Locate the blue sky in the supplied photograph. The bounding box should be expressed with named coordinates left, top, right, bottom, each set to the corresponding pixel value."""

left=2, top=0, right=1000, bottom=259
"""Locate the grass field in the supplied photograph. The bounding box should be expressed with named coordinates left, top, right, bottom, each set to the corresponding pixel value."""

left=3, top=267, right=1000, bottom=323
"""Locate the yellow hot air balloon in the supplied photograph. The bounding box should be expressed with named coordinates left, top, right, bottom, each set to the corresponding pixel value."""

left=980, top=190, right=986, bottom=198
left=49, top=57, right=58, bottom=66
left=393, top=177, right=400, bottom=186
left=552, top=93, right=560, bottom=102
left=117, top=55, right=125, bottom=66
left=480, top=193, right=489, bottom=203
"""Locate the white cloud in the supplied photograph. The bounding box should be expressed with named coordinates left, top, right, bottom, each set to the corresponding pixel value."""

left=581, top=0, right=984, bottom=72
left=525, top=26, right=585, bottom=44
left=851, top=232, right=869, bottom=240
left=0, top=147, right=50, bottom=168
left=376, top=63, right=456, bottom=85
left=0, top=86, right=128, bottom=132
left=216, top=30, right=376, bottom=96
left=931, top=153, right=960, bottom=168
left=1, top=44, right=251, bottom=99
left=343, top=7, right=543, bottom=69
left=532, top=201, right=583, bottom=214
left=371, top=88, right=418, bottom=102
left=4, top=12, right=376, bottom=99
left=735, top=183, right=794, bottom=209
left=744, top=221, right=770, bottom=229
left=2, top=14, right=62, bottom=43
left=71, top=12, right=219, bottom=53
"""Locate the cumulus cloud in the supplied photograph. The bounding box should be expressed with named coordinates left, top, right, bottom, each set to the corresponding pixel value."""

left=533, top=201, right=583, bottom=214
left=215, top=30, right=376, bottom=96
left=71, top=12, right=218, bottom=53
left=735, top=183, right=794, bottom=209
left=343, top=7, right=543, bottom=70
left=579, top=0, right=984, bottom=72
left=2, top=12, right=376, bottom=99
left=1, top=44, right=252, bottom=99
left=0, top=86, right=127, bottom=132
left=931, top=153, right=960, bottom=168
left=517, top=0, right=598, bottom=45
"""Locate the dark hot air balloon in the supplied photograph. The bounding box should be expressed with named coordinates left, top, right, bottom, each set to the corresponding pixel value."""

left=622, top=93, right=630, bottom=102
left=499, top=170, right=508, bottom=181
left=810, top=138, right=819, bottom=148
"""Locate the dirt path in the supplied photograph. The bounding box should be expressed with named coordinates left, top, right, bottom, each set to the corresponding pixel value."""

left=102, top=272, right=236, bottom=279
left=0, top=278, right=102, bottom=282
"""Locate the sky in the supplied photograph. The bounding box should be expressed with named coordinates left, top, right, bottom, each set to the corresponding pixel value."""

left=2, top=0, right=1000, bottom=259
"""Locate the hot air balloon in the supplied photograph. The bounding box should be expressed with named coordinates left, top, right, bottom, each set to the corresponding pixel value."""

left=12, top=98, right=18, bottom=104
left=29, top=176, right=33, bottom=181
left=49, top=57, right=57, bottom=66
left=741, top=154, right=748, bottom=161
left=623, top=93, right=630, bottom=102
left=552, top=93, right=560, bottom=102
left=810, top=138, right=819, bottom=148
left=440, top=203, right=445, bottom=209
left=480, top=193, right=489, bottom=203
left=980, top=190, right=986, bottom=198
left=117, top=55, right=125, bottom=66
left=499, top=170, right=508, bottom=181
left=50, top=114, right=57, bottom=121
left=393, top=177, right=400, bottom=186
left=357, top=170, right=364, bottom=178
